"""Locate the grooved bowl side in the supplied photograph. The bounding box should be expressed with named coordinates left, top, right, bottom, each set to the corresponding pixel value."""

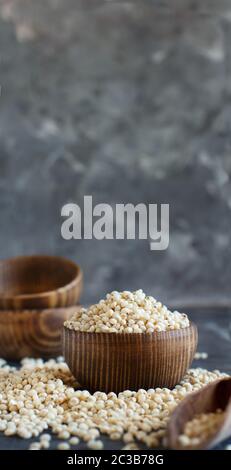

left=0, top=306, right=79, bottom=360
left=63, top=323, right=198, bottom=393
left=0, top=255, right=83, bottom=309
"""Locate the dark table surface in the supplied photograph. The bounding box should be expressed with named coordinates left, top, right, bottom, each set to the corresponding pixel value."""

left=0, top=307, right=231, bottom=450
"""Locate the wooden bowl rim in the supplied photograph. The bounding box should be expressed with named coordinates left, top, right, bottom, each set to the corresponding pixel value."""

left=0, top=255, right=82, bottom=301
left=0, top=305, right=81, bottom=315
left=63, top=321, right=197, bottom=339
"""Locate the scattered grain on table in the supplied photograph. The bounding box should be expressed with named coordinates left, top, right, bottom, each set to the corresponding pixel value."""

left=0, top=357, right=228, bottom=450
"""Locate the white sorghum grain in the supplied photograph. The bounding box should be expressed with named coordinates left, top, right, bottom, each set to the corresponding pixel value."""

left=194, top=352, right=208, bottom=360
left=122, top=443, right=140, bottom=450
left=123, top=432, right=134, bottom=443
left=40, top=440, right=50, bottom=449
left=29, top=442, right=41, bottom=450
left=69, top=437, right=80, bottom=446
left=0, top=357, right=228, bottom=450
left=87, top=439, right=104, bottom=450
left=40, top=433, right=51, bottom=441
left=57, top=442, right=70, bottom=450
left=57, top=356, right=65, bottom=363
left=178, top=409, right=224, bottom=447
left=64, top=290, right=190, bottom=333
left=58, top=430, right=70, bottom=440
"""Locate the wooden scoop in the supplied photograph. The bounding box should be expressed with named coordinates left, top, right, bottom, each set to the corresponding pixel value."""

left=166, top=377, right=231, bottom=449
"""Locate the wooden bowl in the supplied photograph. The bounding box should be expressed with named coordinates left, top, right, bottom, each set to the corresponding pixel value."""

left=0, top=306, right=80, bottom=360
left=0, top=255, right=83, bottom=310
left=63, top=323, right=198, bottom=393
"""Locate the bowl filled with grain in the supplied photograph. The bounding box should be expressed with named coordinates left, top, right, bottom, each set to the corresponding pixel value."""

left=63, top=289, right=198, bottom=393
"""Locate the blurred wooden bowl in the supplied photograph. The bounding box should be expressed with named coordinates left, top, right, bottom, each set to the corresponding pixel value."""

left=0, top=306, right=80, bottom=360
left=63, top=323, right=198, bottom=393
left=0, top=255, right=83, bottom=310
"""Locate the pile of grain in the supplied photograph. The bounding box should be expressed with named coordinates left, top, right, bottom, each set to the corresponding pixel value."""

left=0, top=357, right=227, bottom=450
left=64, top=290, right=190, bottom=333
left=178, top=409, right=224, bottom=447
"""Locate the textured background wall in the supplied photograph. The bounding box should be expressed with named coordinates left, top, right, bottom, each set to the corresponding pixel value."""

left=0, top=0, right=231, bottom=305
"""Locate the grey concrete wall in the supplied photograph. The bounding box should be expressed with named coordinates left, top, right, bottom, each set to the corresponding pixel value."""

left=0, top=0, right=231, bottom=305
